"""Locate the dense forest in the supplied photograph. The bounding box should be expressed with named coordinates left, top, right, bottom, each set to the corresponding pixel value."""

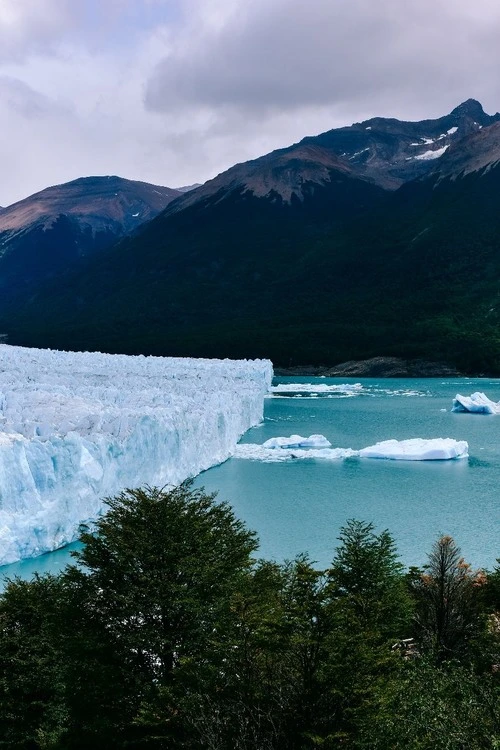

left=1, top=483, right=499, bottom=749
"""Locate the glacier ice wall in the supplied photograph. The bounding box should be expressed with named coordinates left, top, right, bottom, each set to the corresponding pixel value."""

left=0, top=345, right=273, bottom=565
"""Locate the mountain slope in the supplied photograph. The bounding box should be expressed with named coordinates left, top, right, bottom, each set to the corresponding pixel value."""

left=4, top=101, right=500, bottom=373
left=0, top=176, right=181, bottom=300
left=165, top=98, right=499, bottom=216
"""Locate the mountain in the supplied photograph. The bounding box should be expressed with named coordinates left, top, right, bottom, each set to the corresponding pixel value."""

left=4, top=100, right=500, bottom=374
left=166, top=98, right=499, bottom=216
left=174, top=183, right=202, bottom=193
left=0, top=176, right=181, bottom=301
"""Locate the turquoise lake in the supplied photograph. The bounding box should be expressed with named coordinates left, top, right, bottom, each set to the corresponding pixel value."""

left=1, top=376, right=499, bottom=585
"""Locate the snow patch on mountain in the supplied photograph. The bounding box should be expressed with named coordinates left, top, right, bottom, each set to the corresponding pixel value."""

left=0, top=345, right=272, bottom=565
left=415, top=145, right=449, bottom=161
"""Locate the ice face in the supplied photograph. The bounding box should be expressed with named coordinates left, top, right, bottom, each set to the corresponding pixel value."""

left=0, top=345, right=273, bottom=565
left=452, top=392, right=500, bottom=415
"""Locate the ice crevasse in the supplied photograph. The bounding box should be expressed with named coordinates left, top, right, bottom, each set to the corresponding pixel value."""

left=0, top=345, right=273, bottom=565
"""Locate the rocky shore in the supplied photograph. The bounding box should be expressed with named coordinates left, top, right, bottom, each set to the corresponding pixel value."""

left=274, top=356, right=463, bottom=378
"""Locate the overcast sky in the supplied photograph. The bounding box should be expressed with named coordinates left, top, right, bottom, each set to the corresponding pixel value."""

left=1, top=0, right=500, bottom=205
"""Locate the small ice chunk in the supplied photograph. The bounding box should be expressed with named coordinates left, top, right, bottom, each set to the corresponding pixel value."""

left=359, top=438, right=468, bottom=461
left=263, top=434, right=332, bottom=449
left=452, top=392, right=500, bottom=415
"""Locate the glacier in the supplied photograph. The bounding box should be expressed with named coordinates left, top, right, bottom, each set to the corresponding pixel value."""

left=0, top=345, right=272, bottom=565
left=234, top=436, right=468, bottom=462
left=452, top=392, right=500, bottom=414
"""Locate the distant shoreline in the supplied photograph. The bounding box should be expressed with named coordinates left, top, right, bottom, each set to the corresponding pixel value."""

left=274, top=356, right=466, bottom=378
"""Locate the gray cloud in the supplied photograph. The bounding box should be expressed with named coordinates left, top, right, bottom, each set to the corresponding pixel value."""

left=1, top=0, right=500, bottom=206
left=0, top=0, right=76, bottom=62
left=146, top=0, right=500, bottom=118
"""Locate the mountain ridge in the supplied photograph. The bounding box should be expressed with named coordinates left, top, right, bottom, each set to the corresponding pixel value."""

left=3, top=100, right=500, bottom=374
left=0, top=175, right=181, bottom=303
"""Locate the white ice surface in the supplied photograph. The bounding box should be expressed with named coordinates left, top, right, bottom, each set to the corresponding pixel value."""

left=358, top=438, right=468, bottom=461
left=234, top=436, right=468, bottom=463
left=452, top=392, right=500, bottom=415
left=263, top=434, right=332, bottom=449
left=0, top=345, right=272, bottom=565
left=233, top=444, right=357, bottom=462
left=270, top=382, right=428, bottom=399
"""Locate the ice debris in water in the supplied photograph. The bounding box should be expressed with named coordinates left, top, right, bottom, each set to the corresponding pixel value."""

left=0, top=345, right=272, bottom=565
left=452, top=392, right=500, bottom=415
left=271, top=383, right=363, bottom=396
left=234, top=436, right=468, bottom=462
left=263, top=434, right=332, bottom=449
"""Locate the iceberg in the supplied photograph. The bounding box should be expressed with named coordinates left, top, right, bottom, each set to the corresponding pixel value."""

left=263, top=434, right=332, bottom=449
left=0, top=345, right=272, bottom=565
left=452, top=392, right=500, bottom=415
left=234, top=436, right=468, bottom=462
left=233, top=444, right=357, bottom=462
left=358, top=438, right=469, bottom=461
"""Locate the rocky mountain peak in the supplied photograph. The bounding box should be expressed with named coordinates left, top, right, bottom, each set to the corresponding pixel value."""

left=450, top=98, right=486, bottom=118
left=165, top=100, right=500, bottom=212
left=0, top=176, right=181, bottom=235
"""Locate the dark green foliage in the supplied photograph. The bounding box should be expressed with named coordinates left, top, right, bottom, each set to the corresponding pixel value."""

left=411, top=535, right=483, bottom=661
left=0, top=487, right=498, bottom=748
left=327, top=520, right=411, bottom=636
left=63, top=481, right=258, bottom=746
left=0, top=575, right=68, bottom=749
left=368, top=659, right=500, bottom=750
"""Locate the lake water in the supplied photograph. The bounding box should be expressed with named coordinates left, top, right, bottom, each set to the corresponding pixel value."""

left=1, top=377, right=499, bottom=585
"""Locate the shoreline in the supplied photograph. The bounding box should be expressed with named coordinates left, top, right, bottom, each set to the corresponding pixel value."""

left=273, top=356, right=466, bottom=378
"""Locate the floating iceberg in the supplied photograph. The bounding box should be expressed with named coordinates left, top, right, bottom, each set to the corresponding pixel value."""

left=358, top=438, right=468, bottom=461
left=233, top=444, right=357, bottom=462
left=263, top=434, right=332, bottom=449
left=0, top=345, right=272, bottom=565
left=452, top=392, right=500, bottom=415
left=234, top=436, right=468, bottom=463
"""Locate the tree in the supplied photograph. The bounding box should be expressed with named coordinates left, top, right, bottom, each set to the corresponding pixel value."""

left=0, top=575, right=68, bottom=749
left=327, top=520, right=411, bottom=636
left=314, top=521, right=411, bottom=747
left=62, top=481, right=259, bottom=747
left=411, top=535, right=482, bottom=661
left=367, top=659, right=500, bottom=750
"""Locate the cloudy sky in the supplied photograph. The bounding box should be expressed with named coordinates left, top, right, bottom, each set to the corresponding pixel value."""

left=1, top=0, right=500, bottom=205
